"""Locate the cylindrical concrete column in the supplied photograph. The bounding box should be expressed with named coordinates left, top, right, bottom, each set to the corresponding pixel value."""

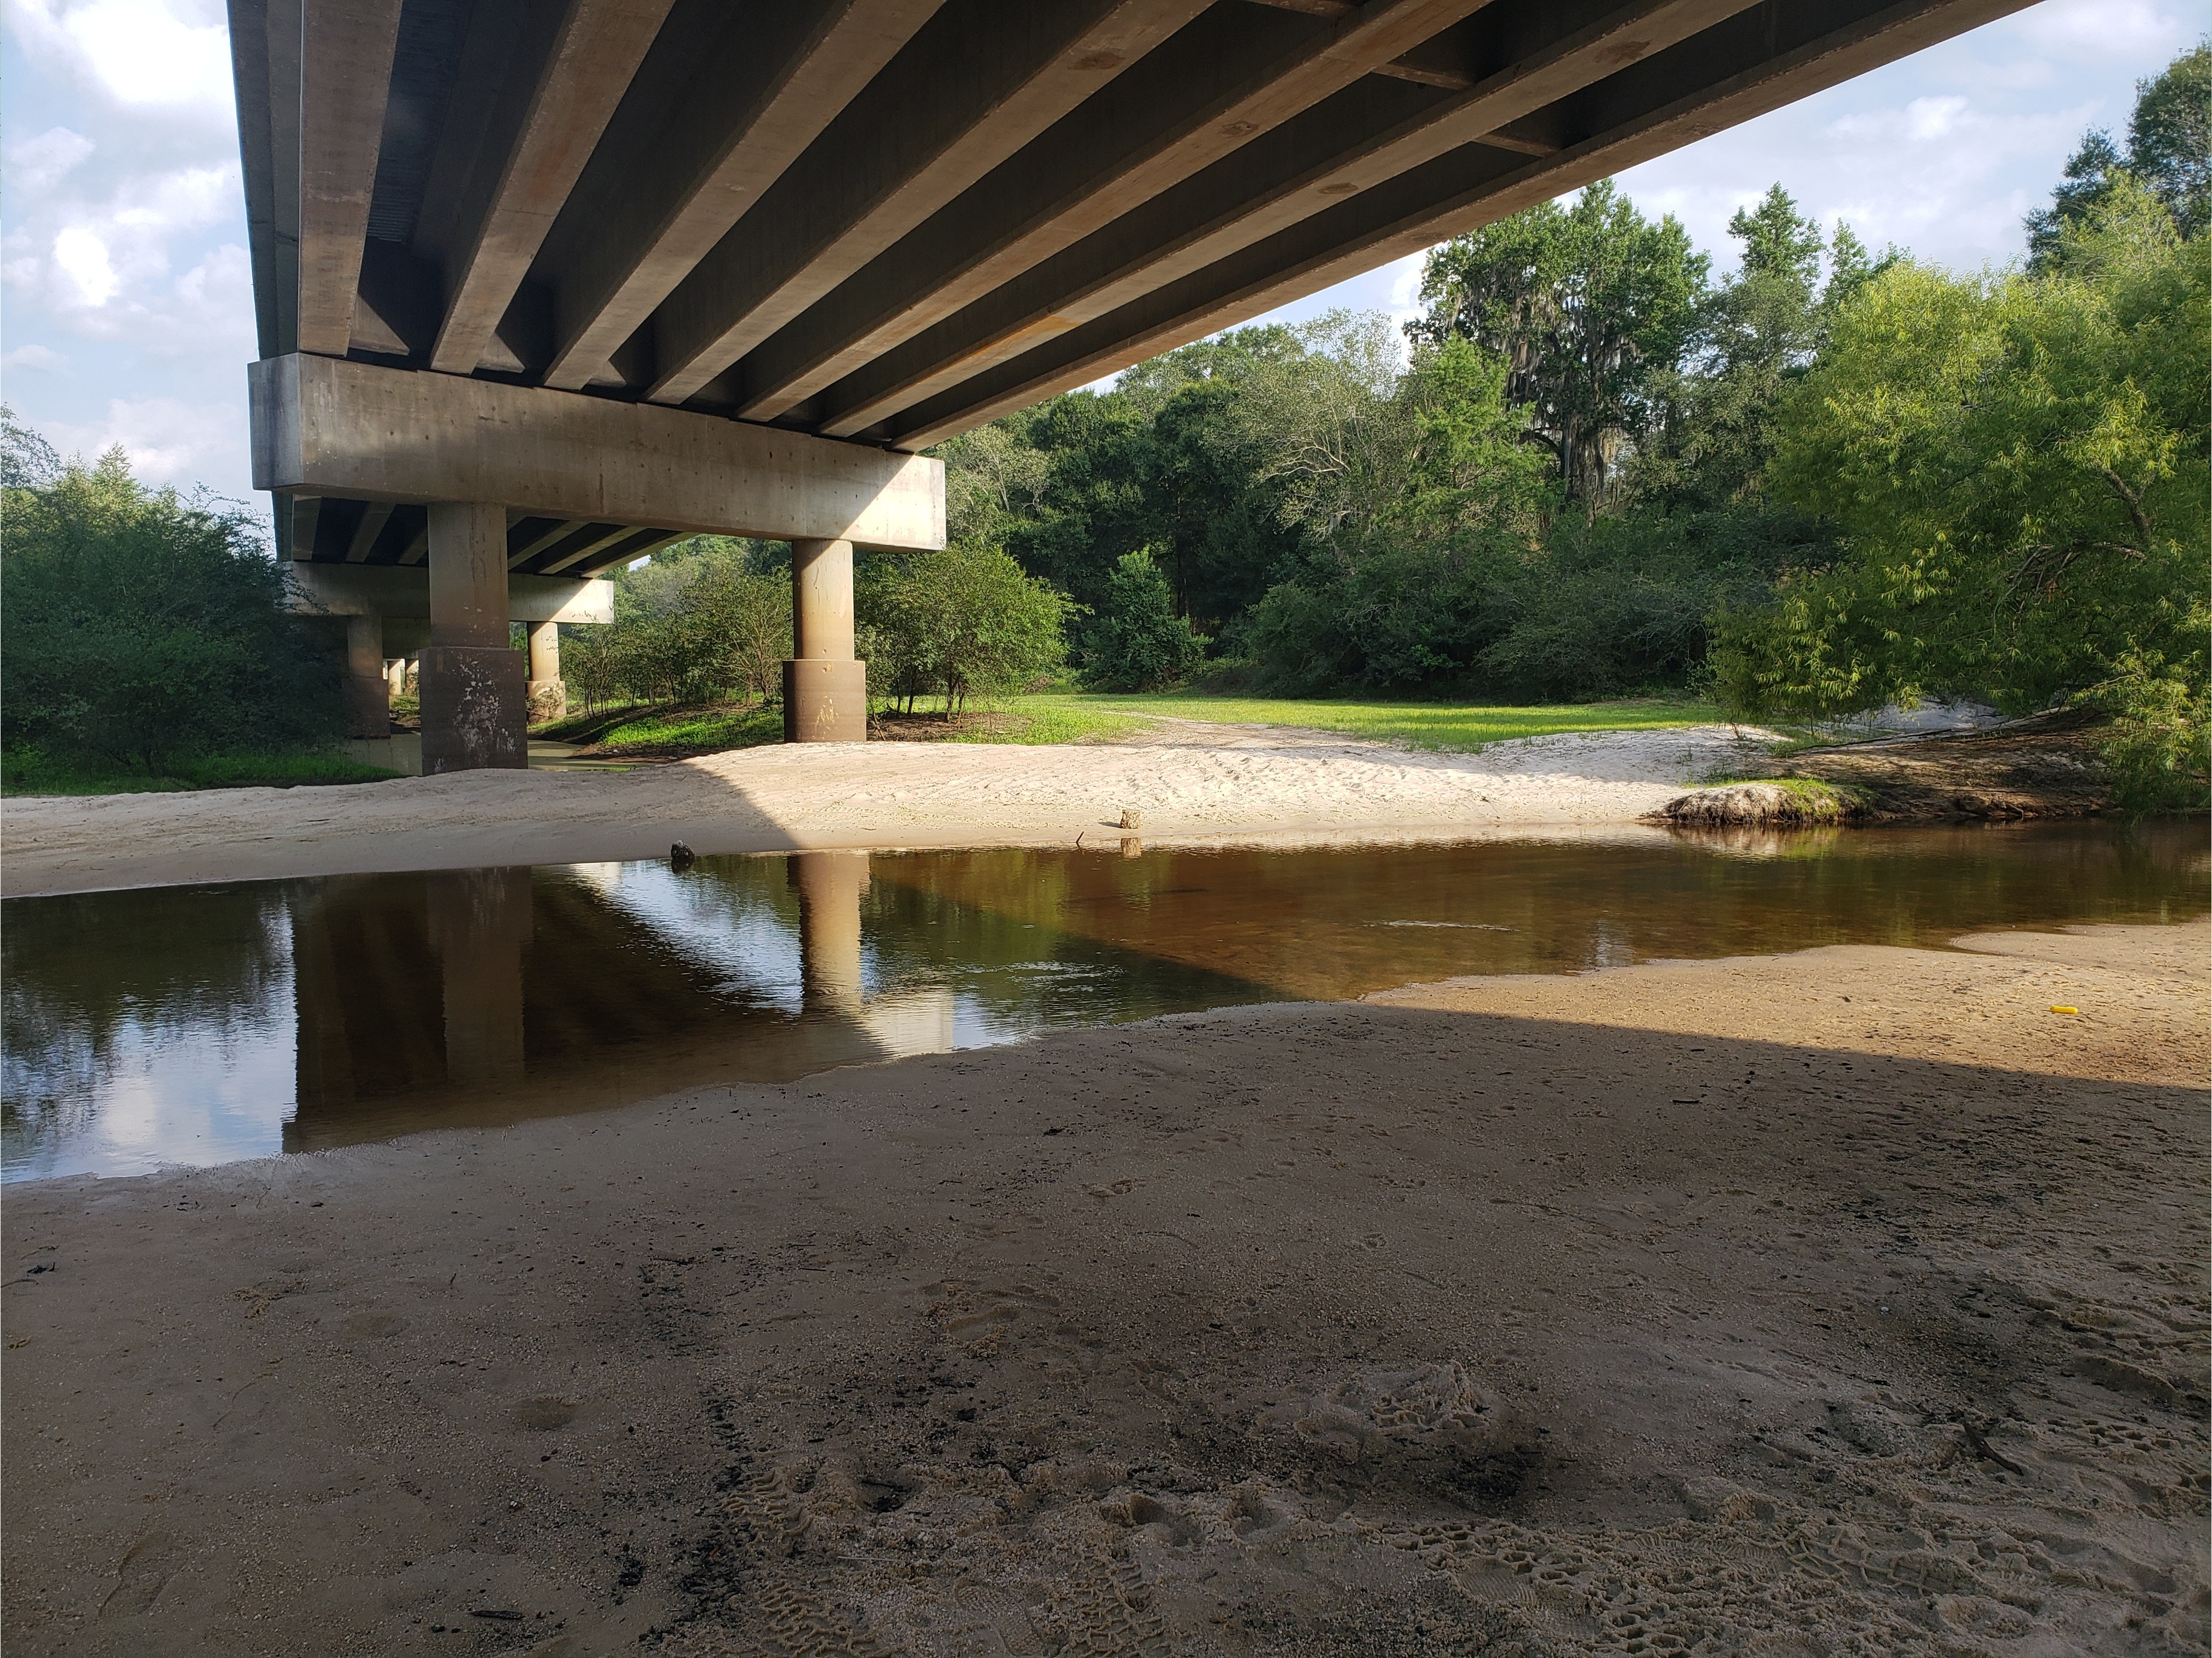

left=343, top=612, right=390, bottom=737
left=526, top=621, right=565, bottom=722
left=422, top=502, right=526, bottom=772
left=791, top=538, right=854, bottom=660
left=793, top=850, right=869, bottom=1014
left=784, top=537, right=865, bottom=742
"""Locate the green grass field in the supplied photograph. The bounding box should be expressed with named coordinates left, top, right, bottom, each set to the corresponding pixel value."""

left=536, top=701, right=782, bottom=755
left=1, top=748, right=402, bottom=797
left=1006, top=691, right=1727, bottom=751
left=536, top=692, right=1726, bottom=758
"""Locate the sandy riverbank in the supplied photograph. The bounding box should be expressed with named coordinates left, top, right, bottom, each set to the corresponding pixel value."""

left=0, top=724, right=1769, bottom=896
left=5, top=919, right=2203, bottom=1656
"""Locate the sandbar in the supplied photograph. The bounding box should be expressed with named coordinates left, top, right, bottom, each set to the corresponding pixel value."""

left=0, top=724, right=1769, bottom=896
left=5, top=920, right=2203, bottom=1655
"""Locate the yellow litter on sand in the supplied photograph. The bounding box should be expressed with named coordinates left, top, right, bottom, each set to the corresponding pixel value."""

left=2051, top=1005, right=2079, bottom=1015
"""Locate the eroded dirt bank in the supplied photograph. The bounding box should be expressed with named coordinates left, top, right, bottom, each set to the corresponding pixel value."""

left=4, top=922, right=2205, bottom=1656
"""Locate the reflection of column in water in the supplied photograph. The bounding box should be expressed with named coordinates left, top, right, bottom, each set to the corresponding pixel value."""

left=428, top=868, right=532, bottom=1084
left=791, top=851, right=869, bottom=1015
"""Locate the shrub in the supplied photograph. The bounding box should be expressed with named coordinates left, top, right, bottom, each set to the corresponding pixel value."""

left=1, top=448, right=343, bottom=771
left=860, top=541, right=1073, bottom=714
left=1081, top=548, right=1207, bottom=690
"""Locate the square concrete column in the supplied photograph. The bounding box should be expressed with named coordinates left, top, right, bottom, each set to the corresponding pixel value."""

left=784, top=536, right=866, bottom=742
left=343, top=613, right=390, bottom=737
left=421, top=501, right=526, bottom=773
left=526, top=621, right=565, bottom=722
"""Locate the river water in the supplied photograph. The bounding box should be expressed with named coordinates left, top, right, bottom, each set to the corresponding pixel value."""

left=3, top=821, right=2202, bottom=1183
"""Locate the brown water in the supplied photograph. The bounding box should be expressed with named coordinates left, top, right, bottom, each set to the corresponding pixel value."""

left=3, top=820, right=2202, bottom=1182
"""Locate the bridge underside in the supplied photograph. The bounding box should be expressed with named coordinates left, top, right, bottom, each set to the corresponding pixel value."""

left=234, top=0, right=2028, bottom=764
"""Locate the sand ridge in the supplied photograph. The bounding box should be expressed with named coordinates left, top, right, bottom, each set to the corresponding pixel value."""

left=4, top=921, right=2204, bottom=1655
left=0, top=724, right=1773, bottom=896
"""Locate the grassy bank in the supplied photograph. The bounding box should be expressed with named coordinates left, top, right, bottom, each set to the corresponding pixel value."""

left=1011, top=691, right=1728, bottom=751
left=538, top=693, right=1721, bottom=758
left=534, top=701, right=781, bottom=756
left=2, top=748, right=402, bottom=797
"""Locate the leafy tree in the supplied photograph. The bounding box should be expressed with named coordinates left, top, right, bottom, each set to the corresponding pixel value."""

left=1714, top=185, right=2208, bottom=723
left=569, top=537, right=791, bottom=708
left=858, top=542, right=1072, bottom=714
left=1081, top=548, right=1207, bottom=690
left=2026, top=130, right=2132, bottom=269
left=1729, top=183, right=1825, bottom=285
left=2, top=405, right=60, bottom=490
left=2, top=447, right=344, bottom=770
left=2126, top=39, right=2209, bottom=236
left=1413, top=179, right=1706, bottom=505
left=1635, top=185, right=1884, bottom=512
left=2028, top=41, right=2210, bottom=265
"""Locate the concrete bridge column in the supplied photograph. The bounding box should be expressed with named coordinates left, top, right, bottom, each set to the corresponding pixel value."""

left=526, top=622, right=565, bottom=723
left=784, top=537, right=866, bottom=742
left=422, top=502, right=526, bottom=773
left=343, top=614, right=390, bottom=737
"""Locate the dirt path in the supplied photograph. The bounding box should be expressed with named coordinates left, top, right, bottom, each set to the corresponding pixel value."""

left=1, top=724, right=1774, bottom=896
left=5, top=921, right=2203, bottom=1656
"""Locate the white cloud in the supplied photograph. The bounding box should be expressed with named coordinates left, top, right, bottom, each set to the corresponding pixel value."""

left=43, top=391, right=245, bottom=488
left=6, top=125, right=95, bottom=192
left=4, top=162, right=246, bottom=338
left=2011, top=0, right=2198, bottom=61
left=50, top=223, right=118, bottom=304
left=3, top=0, right=233, bottom=121
left=1382, top=250, right=1430, bottom=334
left=2, top=342, right=72, bottom=373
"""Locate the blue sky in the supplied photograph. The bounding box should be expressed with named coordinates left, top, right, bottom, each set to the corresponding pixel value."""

left=1, top=0, right=2200, bottom=524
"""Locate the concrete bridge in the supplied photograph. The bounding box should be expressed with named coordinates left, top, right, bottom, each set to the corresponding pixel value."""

left=235, top=0, right=2027, bottom=769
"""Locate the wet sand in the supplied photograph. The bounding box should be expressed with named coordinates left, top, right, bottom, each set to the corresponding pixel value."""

left=4, top=920, right=2205, bottom=1656
left=0, top=725, right=1771, bottom=897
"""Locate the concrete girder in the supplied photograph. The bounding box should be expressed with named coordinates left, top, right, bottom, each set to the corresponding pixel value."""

left=728, top=0, right=1493, bottom=427
left=543, top=527, right=687, bottom=578
left=227, top=0, right=288, bottom=359
left=812, top=0, right=1753, bottom=439
left=297, top=0, right=406, bottom=356
left=876, top=0, right=2033, bottom=449
left=506, top=518, right=594, bottom=570
left=344, top=499, right=395, bottom=563
left=287, top=562, right=616, bottom=623
left=640, top=0, right=1208, bottom=409
left=249, top=353, right=945, bottom=549
left=418, top=0, right=676, bottom=375
left=535, top=524, right=648, bottom=578
left=534, top=0, right=945, bottom=393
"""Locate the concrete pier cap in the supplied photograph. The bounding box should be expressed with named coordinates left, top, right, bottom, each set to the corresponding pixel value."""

left=257, top=355, right=946, bottom=766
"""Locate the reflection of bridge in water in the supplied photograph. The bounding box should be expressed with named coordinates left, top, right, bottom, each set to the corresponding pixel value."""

left=283, top=853, right=955, bottom=1152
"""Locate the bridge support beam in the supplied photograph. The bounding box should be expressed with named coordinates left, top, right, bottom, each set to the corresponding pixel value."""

left=343, top=613, right=389, bottom=737
left=784, top=537, right=866, bottom=743
left=422, top=501, right=526, bottom=774
left=526, top=622, right=565, bottom=723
